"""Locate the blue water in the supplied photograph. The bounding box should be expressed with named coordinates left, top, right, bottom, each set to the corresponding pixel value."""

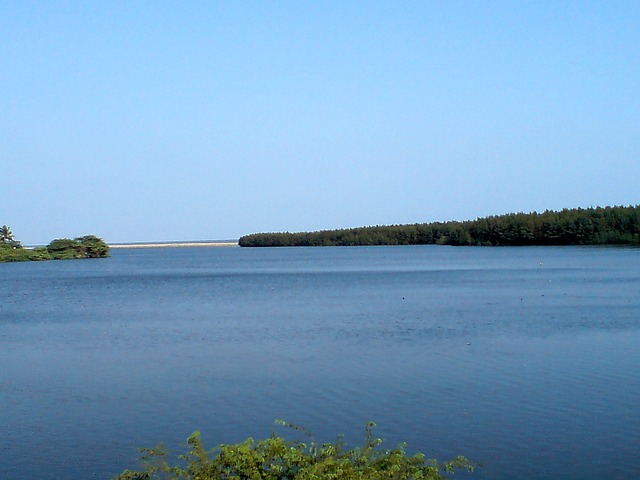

left=1, top=246, right=639, bottom=479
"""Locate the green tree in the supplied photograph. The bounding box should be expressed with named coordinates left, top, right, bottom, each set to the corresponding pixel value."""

left=239, top=205, right=640, bottom=247
left=46, top=235, right=110, bottom=259
left=47, top=238, right=85, bottom=259
left=76, top=234, right=110, bottom=258
left=0, top=225, right=14, bottom=243
left=1, top=231, right=109, bottom=263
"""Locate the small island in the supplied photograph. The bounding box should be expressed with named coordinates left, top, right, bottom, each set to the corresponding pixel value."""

left=0, top=225, right=109, bottom=263
left=239, top=205, right=640, bottom=247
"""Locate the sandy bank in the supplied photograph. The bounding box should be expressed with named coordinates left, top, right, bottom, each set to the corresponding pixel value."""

left=109, top=241, right=238, bottom=249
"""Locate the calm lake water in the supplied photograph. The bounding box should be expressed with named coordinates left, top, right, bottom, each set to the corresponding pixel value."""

left=1, top=245, right=639, bottom=479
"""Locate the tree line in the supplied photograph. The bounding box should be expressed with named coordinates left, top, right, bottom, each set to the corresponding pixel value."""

left=0, top=225, right=109, bottom=262
left=239, top=205, right=640, bottom=247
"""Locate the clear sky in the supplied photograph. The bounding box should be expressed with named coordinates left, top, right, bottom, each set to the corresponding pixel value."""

left=2, top=1, right=639, bottom=244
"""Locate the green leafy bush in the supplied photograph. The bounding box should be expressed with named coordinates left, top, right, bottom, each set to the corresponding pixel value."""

left=46, top=236, right=110, bottom=259
left=0, top=243, right=30, bottom=262
left=0, top=226, right=109, bottom=263
left=28, top=247, right=52, bottom=261
left=115, top=421, right=473, bottom=480
left=47, top=238, right=86, bottom=259
left=77, top=234, right=110, bottom=258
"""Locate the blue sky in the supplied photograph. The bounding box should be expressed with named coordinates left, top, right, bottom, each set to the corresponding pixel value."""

left=2, top=1, right=639, bottom=244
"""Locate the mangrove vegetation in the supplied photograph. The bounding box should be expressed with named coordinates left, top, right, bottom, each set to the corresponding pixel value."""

left=239, top=205, right=640, bottom=247
left=0, top=227, right=109, bottom=262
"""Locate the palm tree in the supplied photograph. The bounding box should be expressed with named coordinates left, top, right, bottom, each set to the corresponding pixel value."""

left=0, top=225, right=14, bottom=243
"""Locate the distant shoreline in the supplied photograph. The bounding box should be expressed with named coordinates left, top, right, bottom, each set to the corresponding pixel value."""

left=238, top=205, right=640, bottom=248
left=109, top=241, right=238, bottom=249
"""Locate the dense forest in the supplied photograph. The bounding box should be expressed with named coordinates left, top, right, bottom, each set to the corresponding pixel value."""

left=0, top=226, right=109, bottom=262
left=239, top=205, right=640, bottom=247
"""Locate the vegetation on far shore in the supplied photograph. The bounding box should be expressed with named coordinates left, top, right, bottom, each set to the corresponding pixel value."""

left=115, top=420, right=473, bottom=480
left=239, top=205, right=640, bottom=247
left=0, top=225, right=109, bottom=262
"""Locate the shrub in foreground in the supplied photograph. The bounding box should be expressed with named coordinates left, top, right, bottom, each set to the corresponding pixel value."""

left=115, top=421, right=473, bottom=480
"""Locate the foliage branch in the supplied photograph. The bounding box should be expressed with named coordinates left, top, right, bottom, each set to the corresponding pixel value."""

left=115, top=421, right=473, bottom=480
